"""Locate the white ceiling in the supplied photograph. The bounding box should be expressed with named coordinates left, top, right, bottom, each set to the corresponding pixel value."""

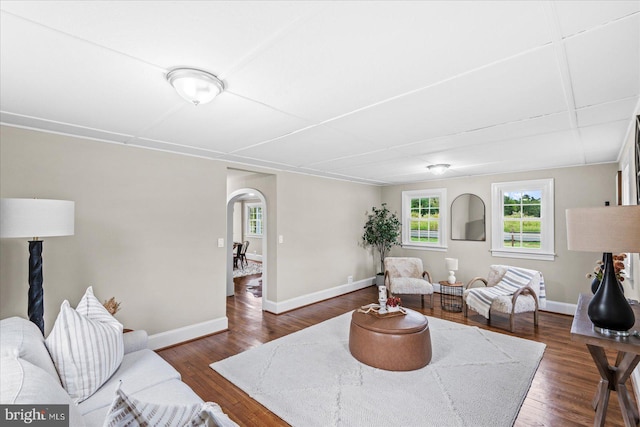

left=1, top=1, right=638, bottom=185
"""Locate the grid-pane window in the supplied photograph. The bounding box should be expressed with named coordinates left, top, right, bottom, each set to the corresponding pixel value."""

left=246, top=203, right=263, bottom=236
left=491, top=179, right=554, bottom=261
left=502, top=190, right=541, bottom=249
left=410, top=197, right=440, bottom=244
left=402, top=189, right=447, bottom=250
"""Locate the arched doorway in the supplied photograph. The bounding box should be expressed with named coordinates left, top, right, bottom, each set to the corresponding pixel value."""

left=226, top=188, right=267, bottom=309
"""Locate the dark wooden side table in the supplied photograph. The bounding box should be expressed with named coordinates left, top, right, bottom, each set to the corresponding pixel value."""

left=570, top=293, right=640, bottom=427
left=439, top=281, right=464, bottom=312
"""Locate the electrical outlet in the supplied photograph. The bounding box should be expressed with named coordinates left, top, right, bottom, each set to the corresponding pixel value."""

left=348, top=276, right=353, bottom=284
left=278, top=235, right=284, bottom=244
left=217, top=238, right=224, bottom=248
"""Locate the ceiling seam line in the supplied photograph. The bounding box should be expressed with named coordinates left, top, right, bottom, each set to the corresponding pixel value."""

left=218, top=4, right=330, bottom=80
left=391, top=110, right=570, bottom=151
left=1, top=10, right=167, bottom=72
left=312, top=42, right=556, bottom=127
left=228, top=42, right=559, bottom=154
left=227, top=40, right=558, bottom=155
left=0, top=111, right=133, bottom=139
left=542, top=1, right=578, bottom=128
left=561, top=10, right=640, bottom=41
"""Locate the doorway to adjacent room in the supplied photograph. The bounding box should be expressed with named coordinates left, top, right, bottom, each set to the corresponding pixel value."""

left=226, top=187, right=267, bottom=311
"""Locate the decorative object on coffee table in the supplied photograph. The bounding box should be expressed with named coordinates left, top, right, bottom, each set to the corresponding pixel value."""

left=566, top=205, right=640, bottom=337
left=387, top=296, right=402, bottom=312
left=378, top=285, right=388, bottom=314
left=357, top=303, right=406, bottom=318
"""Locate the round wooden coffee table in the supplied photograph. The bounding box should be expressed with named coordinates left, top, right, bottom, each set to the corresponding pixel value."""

left=348, top=307, right=432, bottom=371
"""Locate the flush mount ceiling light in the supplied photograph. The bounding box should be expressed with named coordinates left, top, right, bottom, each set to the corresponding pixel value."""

left=166, top=68, right=224, bottom=106
left=427, top=164, right=450, bottom=175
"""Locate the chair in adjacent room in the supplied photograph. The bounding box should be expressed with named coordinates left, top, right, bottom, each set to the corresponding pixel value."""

left=233, top=242, right=243, bottom=269
left=383, top=257, right=434, bottom=308
left=239, top=240, right=250, bottom=268
left=463, top=265, right=545, bottom=332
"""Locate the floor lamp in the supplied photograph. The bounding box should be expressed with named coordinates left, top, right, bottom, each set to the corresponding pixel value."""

left=566, top=205, right=640, bottom=336
left=0, top=198, right=75, bottom=334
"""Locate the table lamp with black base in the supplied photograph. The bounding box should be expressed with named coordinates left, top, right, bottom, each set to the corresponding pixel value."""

left=566, top=205, right=640, bottom=337
left=0, top=198, right=74, bottom=334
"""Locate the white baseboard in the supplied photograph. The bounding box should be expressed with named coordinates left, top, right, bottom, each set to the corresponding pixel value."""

left=263, top=279, right=577, bottom=317
left=434, top=284, right=575, bottom=316
left=148, top=316, right=228, bottom=350
left=262, top=277, right=375, bottom=314
left=147, top=286, right=575, bottom=349
left=541, top=300, right=576, bottom=316
left=247, top=253, right=263, bottom=262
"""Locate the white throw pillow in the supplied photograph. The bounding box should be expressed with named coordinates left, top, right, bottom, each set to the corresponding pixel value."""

left=103, top=382, right=237, bottom=427
left=46, top=287, right=124, bottom=404
left=1, top=356, right=86, bottom=426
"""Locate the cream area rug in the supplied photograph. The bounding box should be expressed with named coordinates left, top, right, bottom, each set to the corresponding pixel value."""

left=210, top=312, right=545, bottom=427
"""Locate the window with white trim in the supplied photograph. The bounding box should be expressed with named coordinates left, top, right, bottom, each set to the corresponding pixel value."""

left=245, top=203, right=263, bottom=237
left=491, top=179, right=554, bottom=261
left=401, top=189, right=447, bottom=250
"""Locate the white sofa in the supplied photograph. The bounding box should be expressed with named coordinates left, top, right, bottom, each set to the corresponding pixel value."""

left=0, top=316, right=235, bottom=426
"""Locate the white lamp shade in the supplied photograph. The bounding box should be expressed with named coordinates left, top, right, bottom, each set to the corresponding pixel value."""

left=0, top=198, right=74, bottom=238
left=445, top=257, right=458, bottom=271
left=566, top=205, right=640, bottom=253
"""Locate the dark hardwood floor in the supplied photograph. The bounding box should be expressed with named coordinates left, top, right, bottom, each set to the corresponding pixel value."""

left=158, top=275, right=636, bottom=426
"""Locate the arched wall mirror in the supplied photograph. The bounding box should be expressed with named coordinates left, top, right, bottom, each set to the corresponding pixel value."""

left=451, top=193, right=486, bottom=241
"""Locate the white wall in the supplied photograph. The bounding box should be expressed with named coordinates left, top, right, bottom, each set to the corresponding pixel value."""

left=382, top=163, right=619, bottom=311
left=2, top=128, right=380, bottom=340
left=227, top=168, right=381, bottom=309
left=0, top=126, right=229, bottom=341
left=5, top=123, right=621, bottom=339
left=275, top=172, right=380, bottom=302
left=618, top=117, right=640, bottom=300
left=232, top=202, right=242, bottom=243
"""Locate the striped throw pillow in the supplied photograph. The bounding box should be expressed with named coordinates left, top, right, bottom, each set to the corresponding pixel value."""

left=494, top=268, right=534, bottom=294
left=103, top=382, right=238, bottom=427
left=46, top=287, right=124, bottom=404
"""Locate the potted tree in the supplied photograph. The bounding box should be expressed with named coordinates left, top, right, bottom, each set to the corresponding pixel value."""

left=362, top=203, right=402, bottom=286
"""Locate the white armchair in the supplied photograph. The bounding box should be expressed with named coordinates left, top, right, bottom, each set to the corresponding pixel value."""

left=383, top=257, right=434, bottom=308
left=463, top=265, right=545, bottom=332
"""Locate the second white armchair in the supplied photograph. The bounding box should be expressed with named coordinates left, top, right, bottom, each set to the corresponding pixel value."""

left=463, top=265, right=545, bottom=332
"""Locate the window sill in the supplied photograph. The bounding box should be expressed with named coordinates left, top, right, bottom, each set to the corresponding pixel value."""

left=401, top=244, right=448, bottom=252
left=490, top=249, right=555, bottom=261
